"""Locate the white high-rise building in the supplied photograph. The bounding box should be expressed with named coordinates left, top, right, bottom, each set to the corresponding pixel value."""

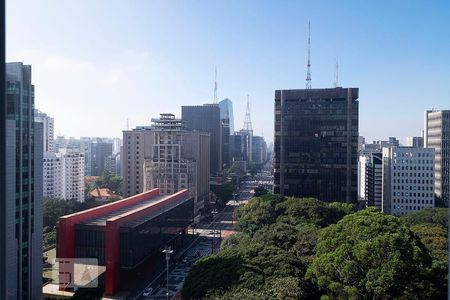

left=358, top=151, right=383, bottom=209
left=382, top=146, right=435, bottom=216
left=60, top=148, right=85, bottom=202
left=43, top=153, right=63, bottom=199
left=35, top=109, right=55, bottom=153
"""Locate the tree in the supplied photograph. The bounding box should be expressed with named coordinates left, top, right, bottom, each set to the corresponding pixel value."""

left=253, top=186, right=269, bottom=197
left=306, top=208, right=433, bottom=299
left=402, top=207, right=448, bottom=228
left=182, top=250, right=246, bottom=300
left=410, top=224, right=448, bottom=299
left=275, top=197, right=353, bottom=228
left=236, top=194, right=283, bottom=233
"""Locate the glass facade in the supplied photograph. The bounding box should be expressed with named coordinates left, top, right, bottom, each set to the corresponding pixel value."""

left=5, top=63, right=42, bottom=299
left=274, top=88, right=359, bottom=203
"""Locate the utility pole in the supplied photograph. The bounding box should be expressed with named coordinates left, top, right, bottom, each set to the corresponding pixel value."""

left=162, top=246, right=173, bottom=300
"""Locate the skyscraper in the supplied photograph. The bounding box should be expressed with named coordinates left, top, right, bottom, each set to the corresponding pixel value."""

left=274, top=87, right=359, bottom=203
left=34, top=109, right=54, bottom=153
left=87, top=141, right=113, bottom=176
left=4, top=62, right=43, bottom=299
left=358, top=151, right=382, bottom=209
left=424, top=110, right=450, bottom=205
left=218, top=98, right=234, bottom=134
left=182, top=104, right=222, bottom=174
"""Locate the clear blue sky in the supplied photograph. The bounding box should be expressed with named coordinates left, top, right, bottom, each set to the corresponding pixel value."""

left=6, top=0, right=450, bottom=144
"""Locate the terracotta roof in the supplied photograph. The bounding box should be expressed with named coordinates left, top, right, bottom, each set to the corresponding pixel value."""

left=89, top=188, right=116, bottom=199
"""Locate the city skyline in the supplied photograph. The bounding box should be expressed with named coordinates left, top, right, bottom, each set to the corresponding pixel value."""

left=6, top=0, right=450, bottom=143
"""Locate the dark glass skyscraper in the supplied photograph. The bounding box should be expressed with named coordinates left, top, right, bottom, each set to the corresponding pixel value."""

left=274, top=87, right=359, bottom=203
left=182, top=104, right=222, bottom=174
left=4, top=62, right=43, bottom=300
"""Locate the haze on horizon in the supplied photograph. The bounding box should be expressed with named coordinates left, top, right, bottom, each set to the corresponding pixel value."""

left=6, top=0, right=450, bottom=144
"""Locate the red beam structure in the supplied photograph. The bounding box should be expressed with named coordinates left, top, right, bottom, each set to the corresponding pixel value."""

left=56, top=188, right=160, bottom=259
left=56, top=188, right=193, bottom=295
left=105, top=189, right=189, bottom=295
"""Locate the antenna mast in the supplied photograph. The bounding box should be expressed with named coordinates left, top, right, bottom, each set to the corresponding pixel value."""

left=334, top=57, right=339, bottom=88
left=213, top=66, right=218, bottom=104
left=306, top=21, right=312, bottom=89
left=126, top=118, right=129, bottom=130
left=243, top=94, right=253, bottom=132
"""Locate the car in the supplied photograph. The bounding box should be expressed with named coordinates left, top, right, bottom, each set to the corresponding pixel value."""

left=143, top=287, right=153, bottom=296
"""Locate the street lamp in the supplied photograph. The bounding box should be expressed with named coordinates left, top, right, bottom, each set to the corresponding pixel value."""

left=162, top=246, right=173, bottom=300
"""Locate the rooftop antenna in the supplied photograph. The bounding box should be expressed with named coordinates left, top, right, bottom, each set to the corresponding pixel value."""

left=334, top=57, right=339, bottom=88
left=306, top=21, right=312, bottom=89
left=243, top=94, right=253, bottom=132
left=126, top=118, right=129, bottom=130
left=213, top=66, right=218, bottom=104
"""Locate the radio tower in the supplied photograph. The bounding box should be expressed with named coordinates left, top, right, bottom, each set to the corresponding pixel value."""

left=243, top=94, right=253, bottom=132
left=334, top=57, right=339, bottom=88
left=306, top=21, right=312, bottom=89
left=213, top=66, right=218, bottom=104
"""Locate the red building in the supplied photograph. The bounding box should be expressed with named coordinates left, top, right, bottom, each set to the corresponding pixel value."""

left=56, top=188, right=193, bottom=295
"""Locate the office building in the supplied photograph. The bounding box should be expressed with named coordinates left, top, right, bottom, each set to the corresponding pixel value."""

left=424, top=110, right=450, bottom=204
left=4, top=62, right=43, bottom=299
left=274, top=87, right=359, bottom=203
left=252, top=135, right=267, bottom=164
left=218, top=98, right=234, bottom=134
left=358, top=151, right=382, bottom=209
left=381, top=146, right=435, bottom=216
left=221, top=119, right=230, bottom=167
left=35, top=109, right=54, bottom=153
left=60, top=148, right=85, bottom=202
left=405, top=136, right=424, bottom=148
left=123, top=114, right=210, bottom=216
left=182, top=104, right=222, bottom=174
left=87, top=141, right=113, bottom=176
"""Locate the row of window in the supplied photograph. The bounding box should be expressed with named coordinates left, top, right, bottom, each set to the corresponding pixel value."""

left=393, top=199, right=433, bottom=204
left=393, top=183, right=433, bottom=190
left=392, top=192, right=433, bottom=197
left=393, top=152, right=432, bottom=158
left=393, top=165, right=433, bottom=170
left=393, top=172, right=433, bottom=178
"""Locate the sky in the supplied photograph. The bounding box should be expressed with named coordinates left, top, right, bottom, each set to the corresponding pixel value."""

left=6, top=0, right=450, bottom=144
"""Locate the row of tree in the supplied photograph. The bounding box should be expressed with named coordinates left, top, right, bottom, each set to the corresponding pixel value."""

left=182, top=195, right=448, bottom=299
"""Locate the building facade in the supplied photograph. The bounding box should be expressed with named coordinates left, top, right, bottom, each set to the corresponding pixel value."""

left=405, top=136, right=424, bottom=148
left=34, top=109, right=54, bottom=153
left=358, top=151, right=382, bottom=209
left=87, top=141, right=113, bottom=176
left=60, top=148, right=85, bottom=202
left=218, top=98, right=234, bottom=134
left=4, top=62, right=43, bottom=299
left=123, top=114, right=210, bottom=217
left=382, top=146, right=435, bottom=216
left=274, top=87, right=359, bottom=203
left=424, top=110, right=450, bottom=205
left=182, top=104, right=222, bottom=174
left=252, top=135, right=267, bottom=165
left=43, top=152, right=64, bottom=199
